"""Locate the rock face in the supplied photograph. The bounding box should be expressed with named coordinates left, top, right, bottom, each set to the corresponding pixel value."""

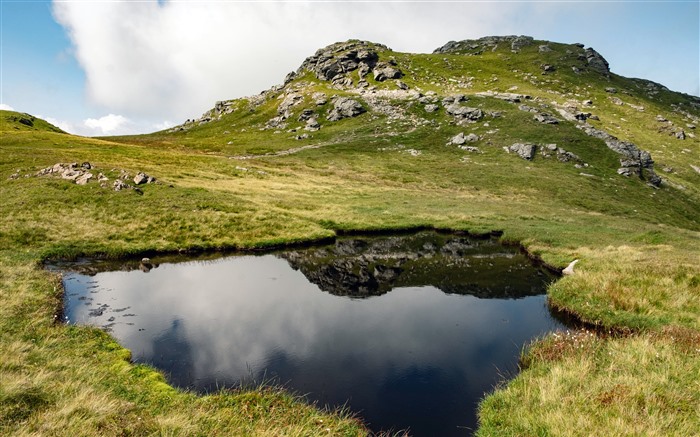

left=327, top=97, right=365, bottom=121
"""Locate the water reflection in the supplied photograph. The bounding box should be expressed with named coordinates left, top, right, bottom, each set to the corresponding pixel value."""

left=61, top=232, right=565, bottom=436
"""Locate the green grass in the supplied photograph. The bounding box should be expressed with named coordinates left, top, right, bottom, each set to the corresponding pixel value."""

left=1, top=37, right=699, bottom=436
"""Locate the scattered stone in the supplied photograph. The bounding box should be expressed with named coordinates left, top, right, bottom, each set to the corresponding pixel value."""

left=588, top=115, right=600, bottom=121
left=509, top=143, right=537, bottom=160
left=424, top=104, right=439, bottom=113
left=691, top=165, right=700, bottom=175
left=396, top=80, right=409, bottom=90
left=75, top=173, right=93, bottom=185
left=582, top=100, right=593, bottom=106
left=295, top=134, right=310, bottom=140
left=113, top=180, right=130, bottom=191
left=538, top=45, right=552, bottom=52
left=327, top=97, right=365, bottom=121
left=542, top=64, right=556, bottom=73
left=676, top=130, right=686, bottom=140
left=662, top=167, right=674, bottom=173
left=656, top=115, right=668, bottom=122
left=459, top=146, right=481, bottom=153
left=610, top=97, right=624, bottom=105
left=687, top=124, right=696, bottom=129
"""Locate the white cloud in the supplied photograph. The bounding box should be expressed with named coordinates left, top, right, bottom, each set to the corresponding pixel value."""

left=0, top=103, right=16, bottom=111
left=52, top=1, right=519, bottom=123
left=84, top=114, right=129, bottom=134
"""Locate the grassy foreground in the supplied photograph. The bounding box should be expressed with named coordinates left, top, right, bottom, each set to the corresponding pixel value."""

left=2, top=37, right=699, bottom=435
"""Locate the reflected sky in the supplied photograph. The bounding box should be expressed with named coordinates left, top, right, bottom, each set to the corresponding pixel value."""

left=62, top=234, right=566, bottom=436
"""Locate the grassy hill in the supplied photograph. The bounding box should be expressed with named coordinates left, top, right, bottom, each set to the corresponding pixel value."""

left=1, top=36, right=698, bottom=435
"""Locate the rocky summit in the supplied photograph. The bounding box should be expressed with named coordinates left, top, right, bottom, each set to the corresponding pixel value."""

left=165, top=36, right=698, bottom=191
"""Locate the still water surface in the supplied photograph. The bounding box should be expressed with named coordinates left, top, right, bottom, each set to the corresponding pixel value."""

left=61, top=232, right=566, bottom=436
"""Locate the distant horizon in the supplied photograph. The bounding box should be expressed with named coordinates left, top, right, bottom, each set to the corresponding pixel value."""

left=2, top=0, right=698, bottom=136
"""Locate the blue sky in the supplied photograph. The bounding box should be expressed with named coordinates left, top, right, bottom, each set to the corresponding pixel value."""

left=1, top=0, right=698, bottom=136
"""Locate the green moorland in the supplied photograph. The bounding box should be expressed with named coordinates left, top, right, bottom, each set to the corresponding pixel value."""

left=1, top=37, right=699, bottom=435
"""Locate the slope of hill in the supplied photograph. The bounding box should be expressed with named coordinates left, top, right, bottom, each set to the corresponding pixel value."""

left=1, top=36, right=698, bottom=436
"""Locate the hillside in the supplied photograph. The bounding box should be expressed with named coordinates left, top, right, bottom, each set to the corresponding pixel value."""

left=1, top=36, right=699, bottom=436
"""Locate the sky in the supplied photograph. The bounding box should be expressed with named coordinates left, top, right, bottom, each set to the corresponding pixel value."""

left=1, top=0, right=698, bottom=136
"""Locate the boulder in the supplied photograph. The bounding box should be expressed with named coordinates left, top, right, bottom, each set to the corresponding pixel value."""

left=373, top=63, right=403, bottom=82
left=327, top=97, right=365, bottom=121
left=445, top=104, right=483, bottom=121
left=450, top=133, right=466, bottom=145
left=424, top=104, right=439, bottom=113
left=509, top=143, right=537, bottom=160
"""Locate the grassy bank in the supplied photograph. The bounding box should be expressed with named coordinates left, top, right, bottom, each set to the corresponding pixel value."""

left=2, top=37, right=699, bottom=435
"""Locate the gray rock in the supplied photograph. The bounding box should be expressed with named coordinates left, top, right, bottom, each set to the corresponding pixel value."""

left=465, top=133, right=480, bottom=142
left=327, top=97, right=365, bottom=121
left=75, top=173, right=93, bottom=185
left=113, top=180, right=130, bottom=191
left=676, top=130, right=686, bottom=140
left=459, top=146, right=481, bottom=153
left=584, top=47, right=610, bottom=75
left=298, top=109, right=315, bottom=121
left=534, top=113, right=560, bottom=124
left=312, top=92, right=328, bottom=106
left=610, top=97, right=624, bottom=105
left=509, top=143, right=537, bottom=160
left=304, top=117, right=320, bottom=131
left=445, top=104, right=483, bottom=121
left=373, top=63, right=403, bottom=81
left=539, top=45, right=552, bottom=52
left=450, top=132, right=466, bottom=145
left=396, top=80, right=409, bottom=90
left=655, top=115, right=668, bottom=122
left=424, top=104, right=439, bottom=113
left=576, top=123, right=661, bottom=186
left=582, top=100, right=593, bottom=106
left=542, top=64, right=556, bottom=72
left=133, top=172, right=154, bottom=185
left=605, top=87, right=617, bottom=94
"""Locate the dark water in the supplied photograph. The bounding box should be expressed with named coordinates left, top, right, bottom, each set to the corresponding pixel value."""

left=59, top=232, right=566, bottom=436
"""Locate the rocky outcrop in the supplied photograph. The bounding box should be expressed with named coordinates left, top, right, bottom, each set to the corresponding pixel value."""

left=584, top=47, right=610, bottom=76
left=434, top=35, right=534, bottom=54
left=576, top=124, right=661, bottom=186
left=292, top=40, right=402, bottom=88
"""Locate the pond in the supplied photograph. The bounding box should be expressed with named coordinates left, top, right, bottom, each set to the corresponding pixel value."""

left=58, top=231, right=567, bottom=436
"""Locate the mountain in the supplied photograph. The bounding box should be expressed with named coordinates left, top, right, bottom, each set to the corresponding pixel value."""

left=112, top=36, right=699, bottom=228
left=1, top=36, right=699, bottom=436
